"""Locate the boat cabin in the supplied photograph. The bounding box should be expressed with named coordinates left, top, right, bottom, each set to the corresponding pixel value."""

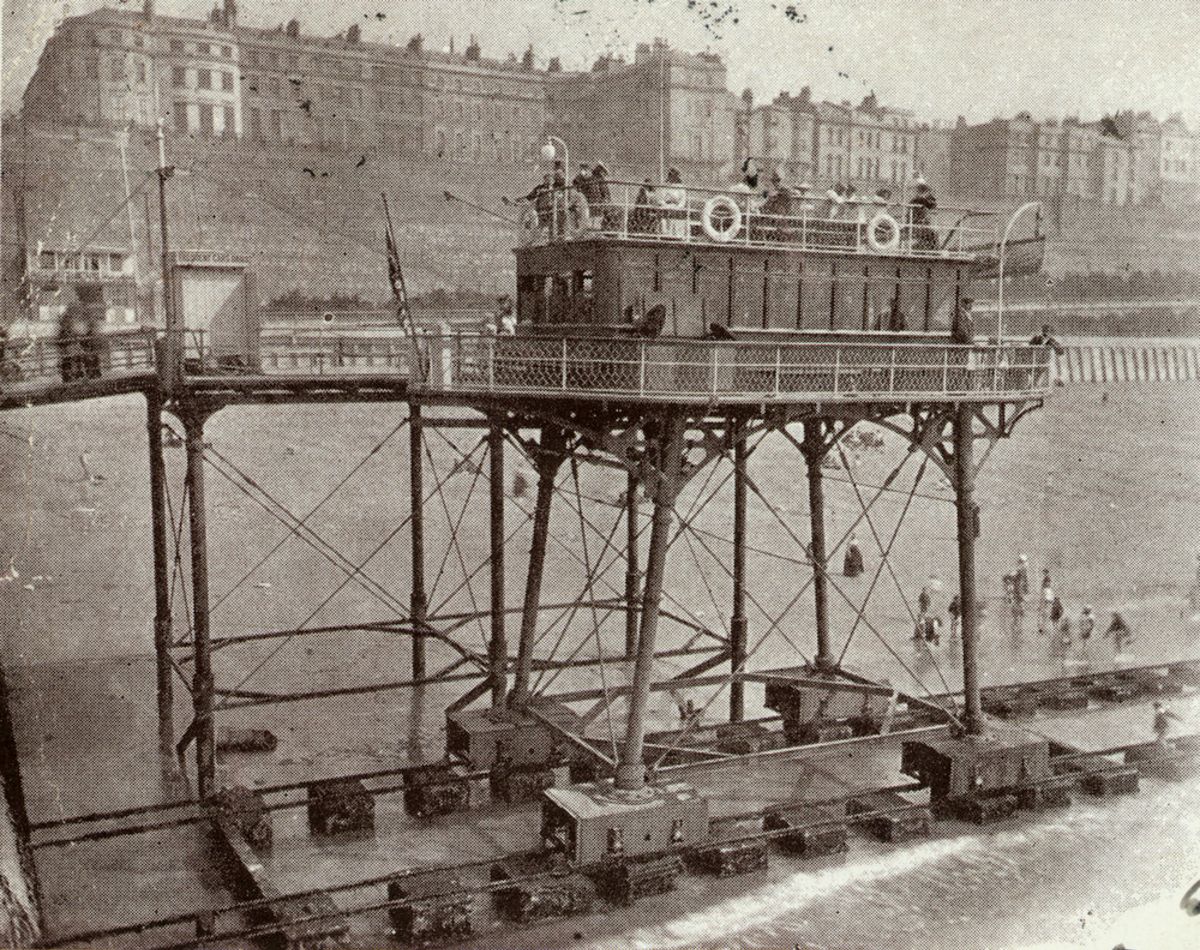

left=513, top=179, right=1036, bottom=342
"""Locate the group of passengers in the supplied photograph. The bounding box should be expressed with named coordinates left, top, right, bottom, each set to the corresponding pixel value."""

left=732, top=158, right=940, bottom=250
left=513, top=156, right=940, bottom=249
left=0, top=285, right=108, bottom=389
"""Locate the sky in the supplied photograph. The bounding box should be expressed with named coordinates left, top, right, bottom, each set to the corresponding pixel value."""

left=4, top=0, right=1200, bottom=126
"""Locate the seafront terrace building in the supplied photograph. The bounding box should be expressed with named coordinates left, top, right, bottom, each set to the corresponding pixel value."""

left=22, top=1, right=548, bottom=164
left=544, top=39, right=739, bottom=184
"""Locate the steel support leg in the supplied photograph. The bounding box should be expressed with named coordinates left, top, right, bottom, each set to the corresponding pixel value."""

left=146, top=391, right=173, bottom=760
left=730, top=418, right=748, bottom=722
left=409, top=404, right=427, bottom=681
left=624, top=468, right=640, bottom=658
left=616, top=416, right=686, bottom=792
left=954, top=405, right=983, bottom=735
left=510, top=426, right=567, bottom=707
left=488, top=415, right=507, bottom=706
left=183, top=412, right=215, bottom=797
left=804, top=422, right=835, bottom=670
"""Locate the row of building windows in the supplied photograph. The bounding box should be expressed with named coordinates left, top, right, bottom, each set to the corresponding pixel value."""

left=173, top=101, right=237, bottom=136
left=169, top=38, right=234, bottom=58
left=172, top=67, right=235, bottom=91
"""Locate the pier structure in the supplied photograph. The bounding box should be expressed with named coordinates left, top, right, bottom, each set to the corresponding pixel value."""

left=1, top=175, right=1139, bottom=948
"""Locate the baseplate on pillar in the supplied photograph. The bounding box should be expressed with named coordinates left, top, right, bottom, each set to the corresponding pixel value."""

left=541, top=779, right=708, bottom=866
left=901, top=723, right=1051, bottom=801
left=446, top=699, right=583, bottom=770
left=761, top=666, right=894, bottom=743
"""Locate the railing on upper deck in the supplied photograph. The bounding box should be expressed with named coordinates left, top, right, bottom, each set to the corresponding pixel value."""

left=413, top=334, right=1052, bottom=402
left=0, top=328, right=157, bottom=396
left=517, top=180, right=1001, bottom=260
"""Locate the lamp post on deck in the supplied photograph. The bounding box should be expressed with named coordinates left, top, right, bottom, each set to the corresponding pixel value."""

left=996, top=201, right=1041, bottom=342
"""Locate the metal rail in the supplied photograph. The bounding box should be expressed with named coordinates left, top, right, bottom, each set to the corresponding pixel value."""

left=414, top=334, right=1053, bottom=402
left=518, top=179, right=998, bottom=259
left=38, top=734, right=1182, bottom=950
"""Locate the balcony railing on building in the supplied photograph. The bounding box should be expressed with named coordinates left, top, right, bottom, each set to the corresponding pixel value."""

left=517, top=180, right=1002, bottom=260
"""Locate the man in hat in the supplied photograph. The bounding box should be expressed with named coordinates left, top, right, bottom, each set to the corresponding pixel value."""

left=759, top=167, right=795, bottom=242
left=630, top=178, right=660, bottom=234
left=910, top=175, right=937, bottom=249
left=1107, top=611, right=1134, bottom=654
left=1029, top=323, right=1066, bottom=356
left=573, top=161, right=592, bottom=194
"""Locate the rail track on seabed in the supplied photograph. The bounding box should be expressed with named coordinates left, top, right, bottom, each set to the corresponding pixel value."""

left=30, top=656, right=1200, bottom=950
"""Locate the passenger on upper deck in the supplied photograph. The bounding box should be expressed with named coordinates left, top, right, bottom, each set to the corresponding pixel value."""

left=573, top=162, right=591, bottom=194
left=659, top=167, right=688, bottom=239
left=513, top=173, right=555, bottom=230
left=758, top=168, right=795, bottom=242
left=496, top=295, right=517, bottom=335
left=1029, top=324, right=1066, bottom=355
left=630, top=179, right=661, bottom=235
left=911, top=176, right=938, bottom=250
left=732, top=158, right=767, bottom=214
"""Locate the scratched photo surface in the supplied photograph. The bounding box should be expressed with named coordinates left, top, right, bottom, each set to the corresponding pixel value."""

left=2, top=1, right=1199, bottom=948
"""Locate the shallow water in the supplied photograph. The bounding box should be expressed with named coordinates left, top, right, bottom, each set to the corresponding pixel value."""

left=3, top=381, right=1200, bottom=945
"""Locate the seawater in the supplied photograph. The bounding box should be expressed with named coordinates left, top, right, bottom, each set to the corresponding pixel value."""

left=582, top=776, right=1200, bottom=950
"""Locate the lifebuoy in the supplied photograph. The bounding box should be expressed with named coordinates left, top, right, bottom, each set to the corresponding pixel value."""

left=520, top=206, right=539, bottom=232
left=701, top=195, right=742, bottom=242
left=867, top=211, right=901, bottom=252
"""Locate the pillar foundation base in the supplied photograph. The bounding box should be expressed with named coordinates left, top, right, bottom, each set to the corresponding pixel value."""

left=446, top=700, right=581, bottom=771
left=901, top=723, right=1051, bottom=801
left=541, top=779, right=708, bottom=865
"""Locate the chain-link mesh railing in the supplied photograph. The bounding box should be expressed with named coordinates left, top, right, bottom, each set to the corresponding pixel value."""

left=413, top=334, right=1052, bottom=401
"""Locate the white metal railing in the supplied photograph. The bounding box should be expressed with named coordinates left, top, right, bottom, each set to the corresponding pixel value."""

left=0, top=328, right=157, bottom=392
left=517, top=179, right=1000, bottom=259
left=182, top=327, right=420, bottom=377
left=176, top=328, right=1050, bottom=401
left=412, top=334, right=1052, bottom=401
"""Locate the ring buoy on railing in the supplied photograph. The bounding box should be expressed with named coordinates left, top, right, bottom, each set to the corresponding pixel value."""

left=701, top=195, right=742, bottom=242
left=866, top=211, right=901, bottom=252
